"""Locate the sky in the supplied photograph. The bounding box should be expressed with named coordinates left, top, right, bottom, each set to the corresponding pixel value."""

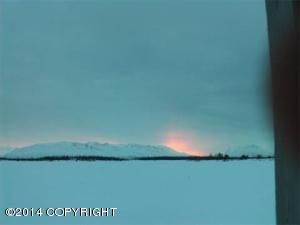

left=0, top=0, right=273, bottom=155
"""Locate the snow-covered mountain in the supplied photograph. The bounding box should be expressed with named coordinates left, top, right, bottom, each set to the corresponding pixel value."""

left=0, top=146, right=14, bottom=156
left=225, top=145, right=273, bottom=157
left=5, top=142, right=186, bottom=159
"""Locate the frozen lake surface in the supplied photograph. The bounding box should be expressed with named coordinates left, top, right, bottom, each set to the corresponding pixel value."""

left=0, top=160, right=275, bottom=225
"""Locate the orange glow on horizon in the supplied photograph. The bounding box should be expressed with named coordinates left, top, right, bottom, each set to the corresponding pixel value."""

left=163, top=131, right=204, bottom=156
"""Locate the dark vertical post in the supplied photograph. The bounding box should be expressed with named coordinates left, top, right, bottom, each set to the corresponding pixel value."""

left=266, top=1, right=300, bottom=224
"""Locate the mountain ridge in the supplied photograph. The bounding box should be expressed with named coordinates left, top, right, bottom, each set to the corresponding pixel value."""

left=5, top=142, right=186, bottom=159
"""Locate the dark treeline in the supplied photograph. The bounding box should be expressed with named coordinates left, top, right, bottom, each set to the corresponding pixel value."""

left=0, top=154, right=274, bottom=162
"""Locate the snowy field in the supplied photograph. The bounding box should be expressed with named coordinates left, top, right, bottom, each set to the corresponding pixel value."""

left=0, top=160, right=275, bottom=225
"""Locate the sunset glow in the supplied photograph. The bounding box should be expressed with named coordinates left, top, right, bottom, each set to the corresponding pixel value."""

left=163, top=131, right=204, bottom=156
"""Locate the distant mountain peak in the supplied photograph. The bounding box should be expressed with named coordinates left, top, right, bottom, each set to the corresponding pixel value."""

left=5, top=142, right=186, bottom=159
left=225, top=145, right=273, bottom=157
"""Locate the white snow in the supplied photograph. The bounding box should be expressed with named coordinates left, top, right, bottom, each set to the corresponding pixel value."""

left=5, top=142, right=185, bottom=158
left=0, top=160, right=275, bottom=224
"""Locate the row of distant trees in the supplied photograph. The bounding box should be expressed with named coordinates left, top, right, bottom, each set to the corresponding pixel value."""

left=208, top=153, right=274, bottom=160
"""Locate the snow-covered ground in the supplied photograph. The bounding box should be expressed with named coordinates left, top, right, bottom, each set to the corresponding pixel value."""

left=0, top=160, right=275, bottom=225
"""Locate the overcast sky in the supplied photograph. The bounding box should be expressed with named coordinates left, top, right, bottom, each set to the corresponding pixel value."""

left=0, top=0, right=273, bottom=155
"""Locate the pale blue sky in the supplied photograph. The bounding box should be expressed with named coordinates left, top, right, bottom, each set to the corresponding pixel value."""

left=0, top=0, right=273, bottom=155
